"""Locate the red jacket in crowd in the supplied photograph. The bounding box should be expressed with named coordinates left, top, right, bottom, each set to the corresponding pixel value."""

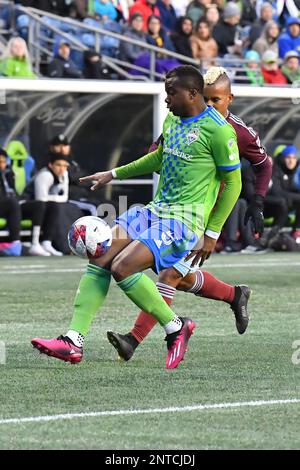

left=129, top=0, right=160, bottom=31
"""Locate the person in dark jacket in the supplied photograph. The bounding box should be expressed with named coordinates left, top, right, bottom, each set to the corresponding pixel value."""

left=83, top=49, right=111, bottom=79
left=269, top=145, right=300, bottom=241
left=170, top=16, right=194, bottom=58
left=249, top=1, right=274, bottom=47
left=0, top=148, right=22, bottom=256
left=157, top=0, right=177, bottom=32
left=212, top=2, right=242, bottom=57
left=47, top=41, right=83, bottom=79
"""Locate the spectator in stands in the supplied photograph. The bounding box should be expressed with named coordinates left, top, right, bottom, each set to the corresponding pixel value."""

left=252, top=20, right=280, bottom=57
left=186, top=0, right=212, bottom=27
left=268, top=145, right=300, bottom=242
left=205, top=4, right=220, bottom=29
left=239, top=0, right=257, bottom=27
left=157, top=0, right=177, bottom=32
left=171, top=0, right=190, bottom=18
left=29, top=0, right=72, bottom=16
left=119, top=13, right=147, bottom=62
left=47, top=40, right=83, bottom=78
left=73, top=0, right=89, bottom=18
left=249, top=2, right=274, bottom=47
left=261, top=49, right=288, bottom=83
left=190, top=19, right=218, bottom=62
left=212, top=2, right=242, bottom=57
left=281, top=50, right=300, bottom=82
left=0, top=37, right=36, bottom=78
left=83, top=49, right=112, bottom=79
left=94, top=0, right=118, bottom=20
left=275, top=0, right=299, bottom=27
left=22, top=153, right=71, bottom=256
left=129, top=0, right=161, bottom=32
left=234, top=49, right=264, bottom=85
left=170, top=16, right=194, bottom=58
left=146, top=15, right=176, bottom=51
left=278, top=17, right=300, bottom=59
left=0, top=148, right=22, bottom=257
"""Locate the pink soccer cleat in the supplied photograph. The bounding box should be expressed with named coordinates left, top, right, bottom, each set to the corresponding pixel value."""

left=31, top=335, right=83, bottom=364
left=165, top=317, right=195, bottom=369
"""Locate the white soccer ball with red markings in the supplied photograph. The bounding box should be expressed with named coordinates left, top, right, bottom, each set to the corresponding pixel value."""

left=68, top=216, right=112, bottom=259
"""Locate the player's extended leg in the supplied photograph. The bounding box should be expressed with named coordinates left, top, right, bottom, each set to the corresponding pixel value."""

left=107, top=266, right=184, bottom=361
left=108, top=268, right=250, bottom=361
left=109, top=241, right=195, bottom=369
left=31, top=225, right=132, bottom=363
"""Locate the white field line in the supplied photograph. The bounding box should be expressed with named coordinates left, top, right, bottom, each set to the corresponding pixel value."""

left=1, top=261, right=300, bottom=274
left=0, top=399, right=299, bottom=426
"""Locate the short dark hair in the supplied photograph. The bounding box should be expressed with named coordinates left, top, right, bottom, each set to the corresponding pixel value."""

left=166, top=65, right=204, bottom=94
left=0, top=147, right=8, bottom=158
left=48, top=152, right=70, bottom=164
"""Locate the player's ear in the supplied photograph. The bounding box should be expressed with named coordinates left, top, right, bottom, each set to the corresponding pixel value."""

left=229, top=93, right=234, bottom=105
left=190, top=88, right=198, bottom=99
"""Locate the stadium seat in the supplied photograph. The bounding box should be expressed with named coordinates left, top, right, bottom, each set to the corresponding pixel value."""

left=5, top=140, right=35, bottom=195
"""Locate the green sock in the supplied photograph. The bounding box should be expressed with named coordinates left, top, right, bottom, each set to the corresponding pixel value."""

left=69, top=264, right=111, bottom=336
left=117, top=273, right=174, bottom=326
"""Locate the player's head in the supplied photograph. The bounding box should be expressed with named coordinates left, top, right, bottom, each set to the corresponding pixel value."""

left=0, top=147, right=8, bottom=171
left=48, top=153, right=70, bottom=177
left=203, top=67, right=233, bottom=117
left=165, top=65, right=204, bottom=117
left=50, top=134, right=71, bottom=156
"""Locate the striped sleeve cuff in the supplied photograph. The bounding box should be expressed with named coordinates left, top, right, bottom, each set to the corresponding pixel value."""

left=205, top=229, right=220, bottom=240
left=217, top=163, right=241, bottom=171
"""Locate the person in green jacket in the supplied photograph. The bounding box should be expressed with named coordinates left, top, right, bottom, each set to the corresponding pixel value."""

left=0, top=37, right=36, bottom=78
left=281, top=50, right=300, bottom=84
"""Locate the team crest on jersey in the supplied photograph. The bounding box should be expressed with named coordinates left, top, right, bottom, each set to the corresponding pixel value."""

left=187, top=128, right=199, bottom=145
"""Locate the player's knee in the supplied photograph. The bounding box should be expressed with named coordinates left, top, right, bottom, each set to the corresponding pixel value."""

left=159, top=268, right=182, bottom=288
left=111, top=256, right=131, bottom=282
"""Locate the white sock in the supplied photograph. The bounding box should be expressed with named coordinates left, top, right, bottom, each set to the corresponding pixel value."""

left=156, top=282, right=176, bottom=301
left=164, top=315, right=182, bottom=335
left=32, top=226, right=41, bottom=246
left=42, top=240, right=52, bottom=249
left=66, top=330, right=85, bottom=348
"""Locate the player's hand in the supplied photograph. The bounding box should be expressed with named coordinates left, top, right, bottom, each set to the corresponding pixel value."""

left=184, top=235, right=217, bottom=267
left=244, top=195, right=265, bottom=237
left=79, top=171, right=113, bottom=191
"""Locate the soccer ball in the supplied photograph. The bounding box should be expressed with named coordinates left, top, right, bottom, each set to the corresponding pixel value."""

left=68, top=216, right=112, bottom=259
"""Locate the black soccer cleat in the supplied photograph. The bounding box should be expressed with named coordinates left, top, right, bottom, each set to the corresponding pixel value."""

left=230, top=285, right=251, bottom=334
left=106, top=331, right=138, bottom=361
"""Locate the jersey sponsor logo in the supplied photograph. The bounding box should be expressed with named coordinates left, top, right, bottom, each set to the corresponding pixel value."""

left=187, top=128, right=199, bottom=145
left=164, top=146, right=193, bottom=161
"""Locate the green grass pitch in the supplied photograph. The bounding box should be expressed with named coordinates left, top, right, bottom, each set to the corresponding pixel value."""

left=0, top=254, right=299, bottom=450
